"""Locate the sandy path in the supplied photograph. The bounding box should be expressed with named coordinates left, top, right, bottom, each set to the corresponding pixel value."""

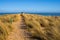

left=6, top=14, right=30, bottom=40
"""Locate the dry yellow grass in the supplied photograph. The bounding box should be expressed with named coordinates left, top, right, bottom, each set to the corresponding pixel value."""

left=0, top=14, right=60, bottom=40
left=23, top=14, right=60, bottom=40
left=0, top=14, right=21, bottom=40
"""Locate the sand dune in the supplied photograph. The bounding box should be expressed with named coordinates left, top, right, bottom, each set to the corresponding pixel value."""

left=0, top=14, right=60, bottom=40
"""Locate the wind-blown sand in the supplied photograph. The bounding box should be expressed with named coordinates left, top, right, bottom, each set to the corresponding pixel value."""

left=0, top=14, right=60, bottom=40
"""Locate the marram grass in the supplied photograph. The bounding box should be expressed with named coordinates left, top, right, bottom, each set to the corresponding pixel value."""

left=0, top=14, right=60, bottom=40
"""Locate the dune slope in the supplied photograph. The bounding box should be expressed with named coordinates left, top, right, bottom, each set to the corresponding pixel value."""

left=0, top=14, right=60, bottom=40
left=23, top=14, right=60, bottom=40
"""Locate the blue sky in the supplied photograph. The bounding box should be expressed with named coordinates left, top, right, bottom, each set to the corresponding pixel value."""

left=0, top=0, right=60, bottom=13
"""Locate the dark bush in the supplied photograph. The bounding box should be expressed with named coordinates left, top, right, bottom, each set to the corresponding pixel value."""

left=27, top=24, right=33, bottom=28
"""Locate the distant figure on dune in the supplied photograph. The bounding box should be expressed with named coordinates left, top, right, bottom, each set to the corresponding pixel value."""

left=21, top=12, right=24, bottom=14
